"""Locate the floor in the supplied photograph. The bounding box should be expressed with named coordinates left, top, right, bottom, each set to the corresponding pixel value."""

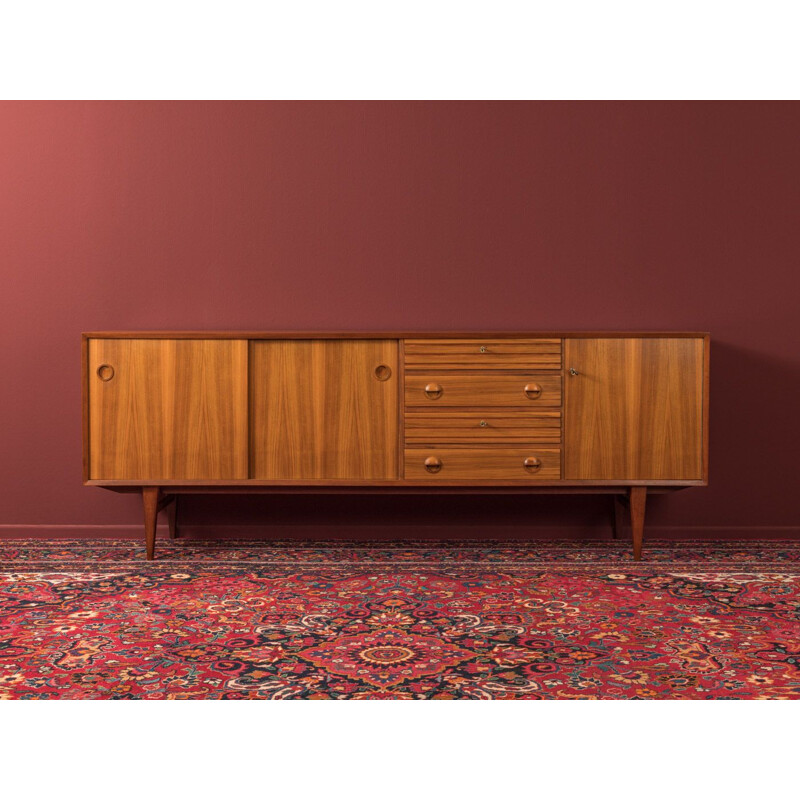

left=1, top=539, right=798, bottom=699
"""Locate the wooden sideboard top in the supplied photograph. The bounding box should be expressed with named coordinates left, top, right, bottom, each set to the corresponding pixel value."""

left=83, top=331, right=710, bottom=339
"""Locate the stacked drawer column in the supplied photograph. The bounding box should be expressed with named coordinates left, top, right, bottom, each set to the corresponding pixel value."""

left=402, top=339, right=564, bottom=481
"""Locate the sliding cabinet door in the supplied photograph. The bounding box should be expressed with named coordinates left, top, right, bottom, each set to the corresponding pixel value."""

left=251, top=340, right=398, bottom=480
left=89, top=339, right=248, bottom=479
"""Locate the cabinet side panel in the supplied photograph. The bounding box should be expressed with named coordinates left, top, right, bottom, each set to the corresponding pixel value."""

left=703, top=335, right=710, bottom=483
left=82, top=335, right=89, bottom=481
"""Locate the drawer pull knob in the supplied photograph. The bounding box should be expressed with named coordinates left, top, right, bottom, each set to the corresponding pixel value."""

left=524, top=383, right=542, bottom=399
left=424, top=456, right=442, bottom=474
left=479, top=420, right=488, bottom=428
left=569, top=367, right=580, bottom=376
left=97, top=364, right=115, bottom=382
left=524, top=457, right=542, bottom=472
left=479, top=345, right=488, bottom=353
left=424, top=383, right=443, bottom=400
left=374, top=364, right=392, bottom=381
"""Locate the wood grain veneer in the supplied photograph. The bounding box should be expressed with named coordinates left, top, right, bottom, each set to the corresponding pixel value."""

left=564, top=338, right=704, bottom=480
left=250, top=339, right=398, bottom=480
left=405, top=373, right=562, bottom=408
left=404, top=448, right=562, bottom=481
left=405, top=338, right=562, bottom=370
left=88, top=338, right=248, bottom=480
left=84, top=331, right=709, bottom=339
left=405, top=412, right=562, bottom=445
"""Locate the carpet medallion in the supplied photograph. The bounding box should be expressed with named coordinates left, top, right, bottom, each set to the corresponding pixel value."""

left=0, top=540, right=799, bottom=699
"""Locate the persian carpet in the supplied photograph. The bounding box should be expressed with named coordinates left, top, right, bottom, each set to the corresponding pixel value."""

left=1, top=540, right=799, bottom=699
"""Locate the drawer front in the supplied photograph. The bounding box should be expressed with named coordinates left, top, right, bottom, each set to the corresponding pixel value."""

left=405, top=412, right=561, bottom=445
left=405, top=373, right=562, bottom=407
left=404, top=448, right=562, bottom=480
left=405, top=339, right=561, bottom=370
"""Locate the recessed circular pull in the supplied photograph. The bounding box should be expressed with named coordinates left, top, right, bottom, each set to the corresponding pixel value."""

left=374, top=364, right=392, bottom=381
left=524, top=383, right=542, bottom=399
left=97, top=364, right=115, bottom=382
left=424, top=456, right=442, bottom=474
left=424, top=383, right=443, bottom=400
left=523, top=457, right=542, bottom=472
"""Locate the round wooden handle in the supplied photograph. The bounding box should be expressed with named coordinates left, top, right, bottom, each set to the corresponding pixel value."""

left=523, top=457, right=542, bottom=472
left=424, top=383, right=443, bottom=400
left=424, top=456, right=442, bottom=473
left=97, top=364, right=115, bottom=382
left=374, top=364, right=392, bottom=381
left=524, top=383, right=542, bottom=399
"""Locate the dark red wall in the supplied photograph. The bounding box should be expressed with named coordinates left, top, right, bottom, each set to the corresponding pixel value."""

left=2, top=101, right=799, bottom=538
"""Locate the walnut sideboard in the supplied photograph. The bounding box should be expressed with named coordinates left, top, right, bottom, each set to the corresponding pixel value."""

left=82, top=332, right=709, bottom=560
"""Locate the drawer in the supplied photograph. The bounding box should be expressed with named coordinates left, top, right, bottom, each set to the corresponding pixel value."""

left=405, top=373, right=562, bottom=407
left=405, top=412, right=561, bottom=445
left=404, top=448, right=562, bottom=480
left=404, top=339, right=561, bottom=370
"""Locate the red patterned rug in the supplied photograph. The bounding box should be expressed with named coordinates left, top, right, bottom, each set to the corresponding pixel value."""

left=1, top=540, right=799, bottom=699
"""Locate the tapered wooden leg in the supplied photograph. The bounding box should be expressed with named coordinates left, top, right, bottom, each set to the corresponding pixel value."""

left=629, top=487, right=646, bottom=561
left=142, top=487, right=159, bottom=561
left=167, top=495, right=179, bottom=539
left=611, top=495, right=627, bottom=540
